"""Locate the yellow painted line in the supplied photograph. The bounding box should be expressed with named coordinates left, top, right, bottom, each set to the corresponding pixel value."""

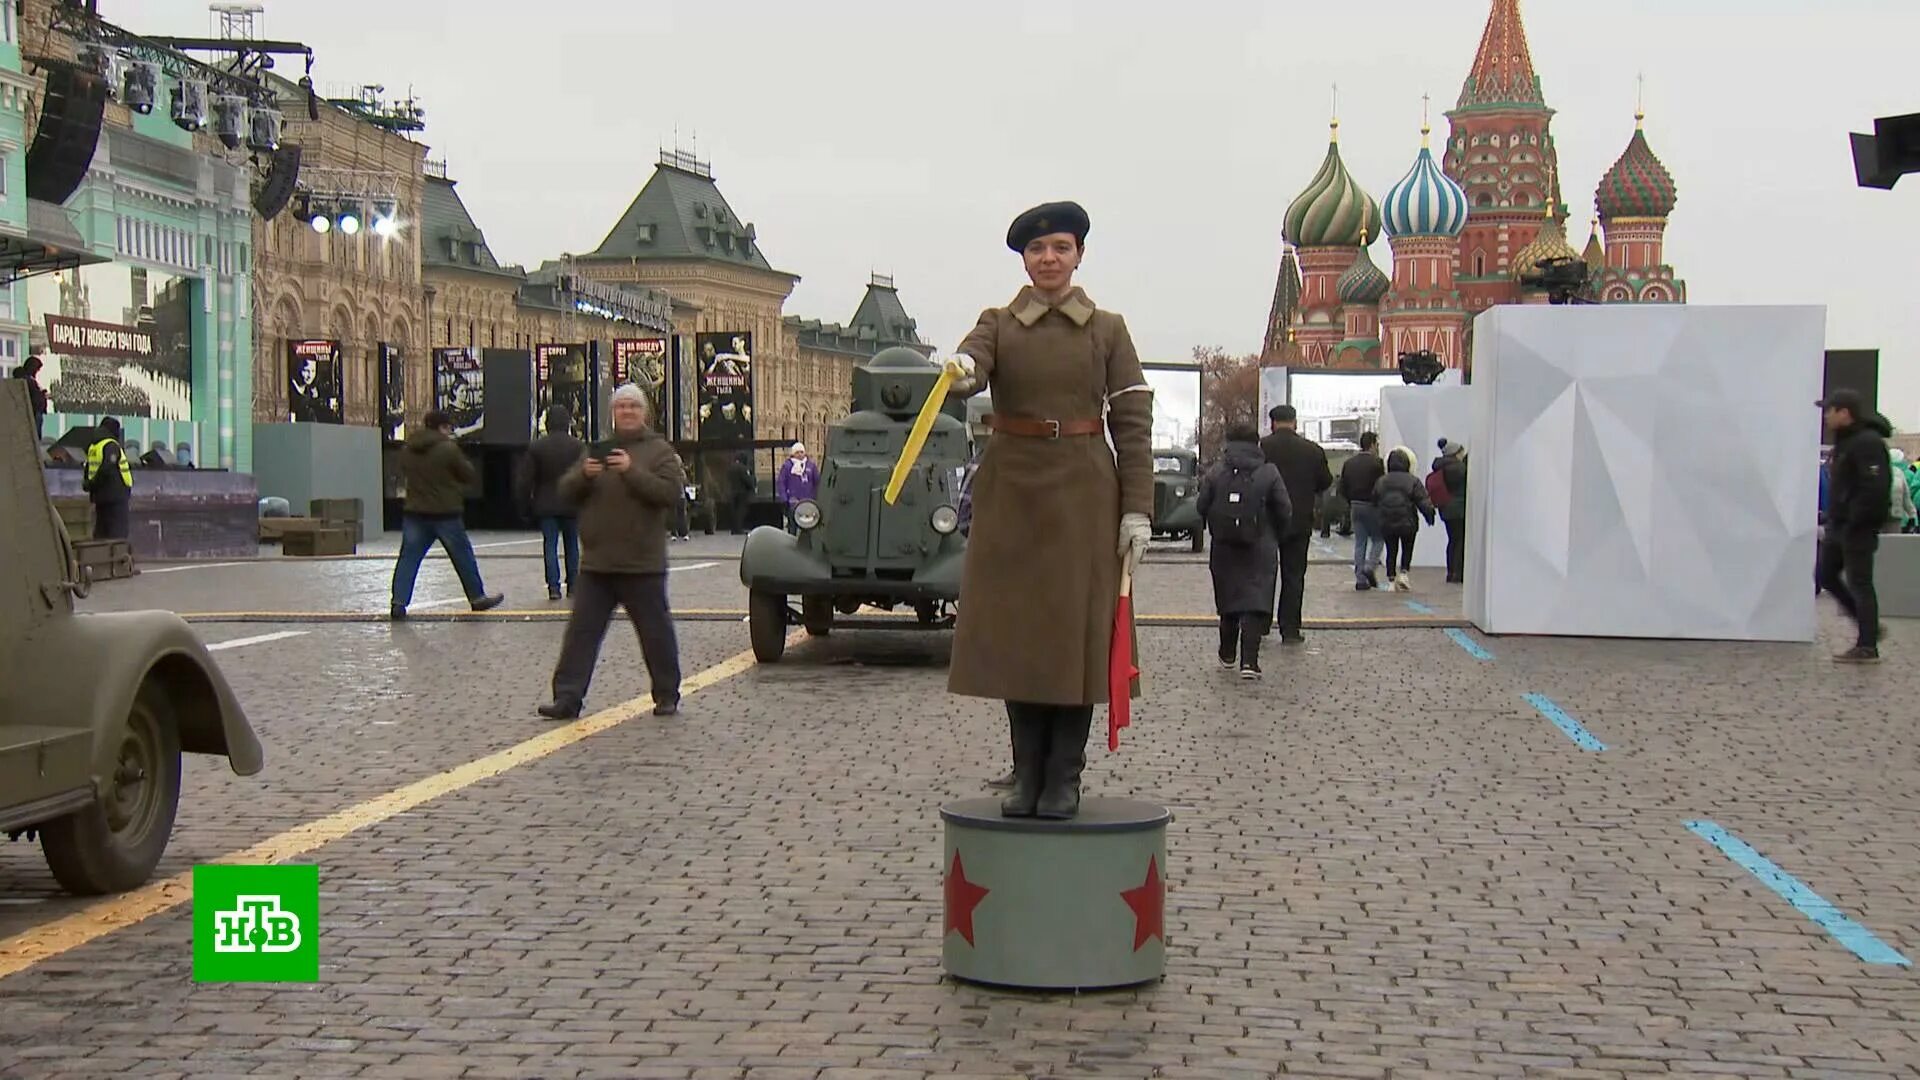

left=0, top=632, right=799, bottom=981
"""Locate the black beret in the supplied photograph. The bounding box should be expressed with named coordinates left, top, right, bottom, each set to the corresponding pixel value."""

left=1006, top=201, right=1089, bottom=252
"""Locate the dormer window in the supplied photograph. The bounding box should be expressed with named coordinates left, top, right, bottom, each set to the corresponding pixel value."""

left=635, top=223, right=655, bottom=243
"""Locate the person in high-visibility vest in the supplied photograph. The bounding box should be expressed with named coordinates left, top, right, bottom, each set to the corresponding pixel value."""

left=83, top=416, right=133, bottom=540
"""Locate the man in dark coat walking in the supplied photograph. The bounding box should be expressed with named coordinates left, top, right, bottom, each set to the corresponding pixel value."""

left=1816, top=389, right=1893, bottom=663
left=1434, top=438, right=1469, bottom=583
left=1199, top=423, right=1291, bottom=678
left=517, top=404, right=586, bottom=600
left=1338, top=431, right=1387, bottom=590
left=1261, top=404, right=1332, bottom=644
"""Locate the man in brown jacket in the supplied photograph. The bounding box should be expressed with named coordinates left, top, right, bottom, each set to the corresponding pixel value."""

left=390, top=409, right=502, bottom=619
left=537, top=384, right=686, bottom=719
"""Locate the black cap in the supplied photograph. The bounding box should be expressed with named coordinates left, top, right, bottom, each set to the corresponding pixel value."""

left=1817, top=389, right=1866, bottom=412
left=1007, top=201, right=1089, bottom=252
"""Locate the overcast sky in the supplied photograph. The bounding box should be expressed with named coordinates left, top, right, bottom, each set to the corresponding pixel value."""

left=135, top=0, right=1920, bottom=428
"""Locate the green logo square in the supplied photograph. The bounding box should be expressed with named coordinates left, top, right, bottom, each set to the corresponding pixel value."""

left=192, top=864, right=319, bottom=983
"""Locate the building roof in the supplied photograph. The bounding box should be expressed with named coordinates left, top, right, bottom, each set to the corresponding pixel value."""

left=1383, top=132, right=1469, bottom=239
left=1595, top=117, right=1678, bottom=220
left=1283, top=123, right=1379, bottom=249
left=586, top=151, right=793, bottom=278
left=1454, top=0, right=1546, bottom=111
left=847, top=275, right=924, bottom=347
left=1336, top=243, right=1391, bottom=305
left=1262, top=248, right=1302, bottom=357
left=1582, top=221, right=1605, bottom=268
left=421, top=176, right=523, bottom=280
left=1510, top=215, right=1581, bottom=281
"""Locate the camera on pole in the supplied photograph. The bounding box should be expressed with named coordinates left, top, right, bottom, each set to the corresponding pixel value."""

left=1397, top=349, right=1444, bottom=385
left=1518, top=255, right=1596, bottom=306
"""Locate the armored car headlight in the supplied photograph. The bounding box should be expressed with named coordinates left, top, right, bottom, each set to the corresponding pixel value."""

left=793, top=500, right=821, bottom=530
left=930, top=504, right=959, bottom=534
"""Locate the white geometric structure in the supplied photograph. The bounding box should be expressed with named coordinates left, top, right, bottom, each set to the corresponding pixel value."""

left=1379, top=384, right=1475, bottom=568
left=1465, top=305, right=1824, bottom=642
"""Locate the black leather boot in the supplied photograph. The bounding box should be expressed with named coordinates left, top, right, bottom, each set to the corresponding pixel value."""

left=999, top=704, right=1047, bottom=817
left=1035, top=706, right=1093, bottom=820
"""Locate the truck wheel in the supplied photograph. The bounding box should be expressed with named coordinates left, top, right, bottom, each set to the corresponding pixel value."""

left=749, top=590, right=788, bottom=662
left=41, top=685, right=182, bottom=896
left=1190, top=530, right=1206, bottom=553
left=801, top=597, right=833, bottom=636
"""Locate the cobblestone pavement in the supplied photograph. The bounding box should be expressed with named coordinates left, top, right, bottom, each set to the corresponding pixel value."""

left=2, top=551, right=1916, bottom=1078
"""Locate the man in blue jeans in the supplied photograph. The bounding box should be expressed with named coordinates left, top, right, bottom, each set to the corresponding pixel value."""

left=518, top=404, right=585, bottom=600
left=1337, top=431, right=1387, bottom=590
left=391, top=409, right=503, bottom=619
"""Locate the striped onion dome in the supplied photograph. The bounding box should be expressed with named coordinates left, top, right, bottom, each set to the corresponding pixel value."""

left=1283, top=122, right=1380, bottom=248
left=1382, top=133, right=1469, bottom=238
left=1595, top=115, right=1677, bottom=220
left=1510, top=215, right=1582, bottom=281
left=1336, top=241, right=1390, bottom=305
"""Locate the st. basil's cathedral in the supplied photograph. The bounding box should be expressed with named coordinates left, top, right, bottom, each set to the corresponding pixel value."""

left=1262, top=0, right=1685, bottom=372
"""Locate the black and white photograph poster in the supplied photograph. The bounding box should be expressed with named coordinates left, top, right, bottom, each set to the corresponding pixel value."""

left=433, top=346, right=485, bottom=440
left=379, top=342, right=406, bottom=443
left=26, top=264, right=194, bottom=420
left=534, top=343, right=590, bottom=438
left=287, top=339, right=343, bottom=424
left=694, top=331, right=753, bottom=444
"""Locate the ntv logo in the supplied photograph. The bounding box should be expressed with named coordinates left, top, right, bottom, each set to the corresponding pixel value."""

left=193, top=865, right=319, bottom=982
left=213, top=895, right=302, bottom=954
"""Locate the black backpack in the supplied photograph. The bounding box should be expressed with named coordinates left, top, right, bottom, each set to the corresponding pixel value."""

left=1208, top=466, right=1265, bottom=546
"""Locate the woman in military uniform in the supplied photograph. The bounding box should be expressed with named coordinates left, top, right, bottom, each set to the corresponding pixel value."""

left=942, top=201, right=1154, bottom=819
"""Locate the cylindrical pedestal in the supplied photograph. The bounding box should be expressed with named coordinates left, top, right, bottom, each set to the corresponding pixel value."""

left=939, top=796, right=1171, bottom=990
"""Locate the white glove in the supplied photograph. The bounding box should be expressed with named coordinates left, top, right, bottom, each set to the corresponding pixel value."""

left=938, top=352, right=980, bottom=395
left=1119, top=512, right=1150, bottom=578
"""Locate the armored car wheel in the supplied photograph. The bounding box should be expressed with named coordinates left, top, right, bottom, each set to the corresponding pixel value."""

left=749, top=590, right=789, bottom=662
left=801, top=597, right=833, bottom=636
left=41, top=684, right=182, bottom=896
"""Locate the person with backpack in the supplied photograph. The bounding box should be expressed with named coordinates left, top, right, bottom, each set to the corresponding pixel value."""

left=1196, top=422, right=1291, bottom=679
left=1435, top=438, right=1469, bottom=583
left=1374, top=448, right=1436, bottom=591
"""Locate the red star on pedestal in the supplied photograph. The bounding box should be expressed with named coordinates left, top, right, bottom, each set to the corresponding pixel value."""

left=943, top=850, right=990, bottom=947
left=1121, top=855, right=1165, bottom=951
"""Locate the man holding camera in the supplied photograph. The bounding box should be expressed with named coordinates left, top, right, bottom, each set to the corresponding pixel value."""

left=538, top=384, right=686, bottom=719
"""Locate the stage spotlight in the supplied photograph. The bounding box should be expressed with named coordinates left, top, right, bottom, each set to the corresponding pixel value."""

left=247, top=104, right=282, bottom=152
left=81, top=45, right=120, bottom=91
left=212, top=94, right=247, bottom=150
left=371, top=199, right=398, bottom=237
left=307, top=198, right=332, bottom=234
left=337, top=207, right=361, bottom=235
left=123, top=61, right=159, bottom=114
left=171, top=78, right=209, bottom=131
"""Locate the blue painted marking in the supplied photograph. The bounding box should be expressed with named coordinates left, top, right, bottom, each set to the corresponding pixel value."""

left=1444, top=627, right=1492, bottom=660
left=1404, top=600, right=1435, bottom=615
left=1685, top=820, right=1911, bottom=967
left=1522, top=692, right=1607, bottom=752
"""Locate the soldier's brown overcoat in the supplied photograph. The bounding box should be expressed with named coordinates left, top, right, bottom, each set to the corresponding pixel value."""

left=947, top=286, right=1153, bottom=705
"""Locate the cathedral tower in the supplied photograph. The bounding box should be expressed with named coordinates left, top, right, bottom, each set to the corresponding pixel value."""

left=1281, top=119, right=1379, bottom=368
left=1594, top=109, right=1685, bottom=303
left=1380, top=118, right=1471, bottom=368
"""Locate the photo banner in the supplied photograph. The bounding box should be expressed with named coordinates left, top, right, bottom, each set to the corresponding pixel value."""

left=26, top=264, right=194, bottom=419
left=612, top=338, right=669, bottom=431
left=287, top=339, right=343, bottom=424
left=378, top=342, right=406, bottom=443
left=433, top=346, right=485, bottom=441
left=534, top=343, right=590, bottom=438
left=694, top=331, right=754, bottom=443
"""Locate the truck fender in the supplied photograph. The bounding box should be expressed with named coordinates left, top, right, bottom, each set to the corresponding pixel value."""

left=10, top=611, right=264, bottom=781
left=739, top=525, right=828, bottom=588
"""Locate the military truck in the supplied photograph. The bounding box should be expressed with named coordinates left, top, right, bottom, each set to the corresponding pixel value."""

left=1151, top=446, right=1205, bottom=552
left=739, top=347, right=968, bottom=661
left=1, top=382, right=262, bottom=894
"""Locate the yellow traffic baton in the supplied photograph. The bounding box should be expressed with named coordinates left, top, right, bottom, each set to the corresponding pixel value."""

left=883, top=360, right=962, bottom=504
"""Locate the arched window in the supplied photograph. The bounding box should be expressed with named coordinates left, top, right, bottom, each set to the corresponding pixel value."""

left=1474, top=251, right=1487, bottom=276
left=1476, top=192, right=1494, bottom=208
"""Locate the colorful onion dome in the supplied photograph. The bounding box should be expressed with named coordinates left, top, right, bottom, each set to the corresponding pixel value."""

left=1581, top=221, right=1604, bottom=269
left=1283, top=121, right=1380, bottom=248
left=1595, top=114, right=1677, bottom=220
left=1336, top=240, right=1390, bottom=304
left=1382, top=131, right=1469, bottom=238
left=1510, top=215, right=1581, bottom=281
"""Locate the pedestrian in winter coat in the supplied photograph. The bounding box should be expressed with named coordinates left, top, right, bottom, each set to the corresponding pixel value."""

left=940, top=199, right=1154, bottom=821
left=1198, top=423, right=1291, bottom=678
left=1816, top=389, right=1892, bottom=662
left=775, top=442, right=820, bottom=531
left=1260, top=404, right=1332, bottom=644
left=391, top=410, right=502, bottom=618
left=1373, top=449, right=1436, bottom=591
left=1435, top=438, right=1469, bottom=583
left=1338, top=432, right=1387, bottom=589
left=517, top=404, right=586, bottom=600
left=13, top=356, right=48, bottom=439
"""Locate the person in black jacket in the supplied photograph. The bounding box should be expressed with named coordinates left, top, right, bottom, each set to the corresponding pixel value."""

left=1434, top=438, right=1469, bottom=583
left=1337, top=431, right=1387, bottom=590
left=1816, top=390, right=1893, bottom=662
left=1260, top=404, right=1332, bottom=643
left=1373, top=449, right=1436, bottom=591
left=1198, top=423, right=1291, bottom=678
left=517, top=404, right=586, bottom=601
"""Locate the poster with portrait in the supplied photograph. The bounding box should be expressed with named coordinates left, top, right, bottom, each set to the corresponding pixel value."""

left=611, top=338, right=668, bottom=431
left=534, top=343, right=590, bottom=438
left=378, top=342, right=406, bottom=443
left=433, top=346, right=485, bottom=440
left=287, top=340, right=343, bottom=424
left=26, top=264, right=194, bottom=420
left=694, top=331, right=754, bottom=444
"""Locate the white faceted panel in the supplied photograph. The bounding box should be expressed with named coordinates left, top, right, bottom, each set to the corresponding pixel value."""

left=1379, top=385, right=1475, bottom=567
left=1464, top=305, right=1824, bottom=642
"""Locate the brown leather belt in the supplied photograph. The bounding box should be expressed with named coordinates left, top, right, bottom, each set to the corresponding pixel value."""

left=986, top=415, right=1104, bottom=439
